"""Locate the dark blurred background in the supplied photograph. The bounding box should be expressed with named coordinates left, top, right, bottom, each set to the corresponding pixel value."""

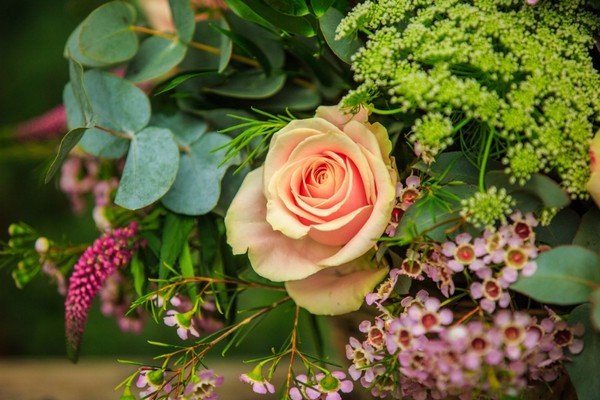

left=0, top=0, right=179, bottom=358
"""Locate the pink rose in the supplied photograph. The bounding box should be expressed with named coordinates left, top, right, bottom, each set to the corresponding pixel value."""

left=586, top=131, right=600, bottom=206
left=225, top=105, right=397, bottom=315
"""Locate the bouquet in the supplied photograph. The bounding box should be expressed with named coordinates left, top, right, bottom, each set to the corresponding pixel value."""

left=4, top=0, right=600, bottom=399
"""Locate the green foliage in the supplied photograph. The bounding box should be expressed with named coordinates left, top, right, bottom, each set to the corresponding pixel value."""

left=396, top=183, right=478, bottom=243
left=161, top=132, right=241, bottom=215
left=511, top=246, right=600, bottom=305
left=159, top=212, right=196, bottom=282
left=125, top=36, right=188, bottom=83
left=115, top=127, right=180, bottom=210
left=573, top=207, right=600, bottom=253
left=567, top=304, right=600, bottom=400
left=78, top=1, right=139, bottom=64
left=319, top=7, right=363, bottom=64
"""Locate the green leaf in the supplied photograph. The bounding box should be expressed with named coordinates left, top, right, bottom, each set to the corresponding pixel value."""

left=396, top=184, right=478, bottom=242
left=227, top=13, right=285, bottom=70
left=210, top=24, right=272, bottom=75
left=64, top=70, right=151, bottom=158
left=226, top=0, right=315, bottom=36
left=204, top=70, right=286, bottom=99
left=67, top=58, right=94, bottom=125
left=535, top=208, right=580, bottom=246
left=511, top=246, right=600, bottom=304
left=179, top=241, right=197, bottom=299
left=44, top=127, right=87, bottom=183
left=181, top=19, right=232, bottom=72
left=414, top=151, right=484, bottom=185
left=154, top=70, right=222, bottom=95
left=169, top=0, right=195, bottom=42
left=310, top=0, right=335, bottom=17
left=162, top=132, right=241, bottom=215
left=591, top=290, right=600, bottom=330
left=150, top=112, right=207, bottom=146
left=250, top=82, right=320, bottom=112
left=115, top=127, right=180, bottom=210
left=212, top=165, right=249, bottom=217
left=159, top=212, right=196, bottom=282
left=130, top=252, right=145, bottom=296
left=64, top=24, right=111, bottom=67
left=125, top=36, right=187, bottom=83
left=78, top=1, right=139, bottom=64
left=263, top=0, right=310, bottom=16
left=573, top=207, right=600, bottom=253
left=319, top=8, right=362, bottom=64
left=566, top=303, right=600, bottom=400
left=485, top=170, right=570, bottom=210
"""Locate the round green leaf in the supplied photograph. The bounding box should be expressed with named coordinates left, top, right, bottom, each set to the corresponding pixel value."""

left=204, top=70, right=286, bottom=99
left=511, top=245, right=600, bottom=305
left=64, top=70, right=150, bottom=158
left=125, top=36, right=187, bottom=83
left=319, top=8, right=363, bottom=64
left=115, top=127, right=180, bottom=210
left=65, top=24, right=111, bottom=68
left=79, top=2, right=138, bottom=64
left=535, top=208, right=580, bottom=246
left=162, top=132, right=241, bottom=215
left=169, top=0, right=195, bottom=42
left=566, top=304, right=600, bottom=400
left=150, top=112, right=207, bottom=146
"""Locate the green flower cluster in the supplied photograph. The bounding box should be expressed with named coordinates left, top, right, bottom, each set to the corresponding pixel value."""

left=337, top=0, right=600, bottom=197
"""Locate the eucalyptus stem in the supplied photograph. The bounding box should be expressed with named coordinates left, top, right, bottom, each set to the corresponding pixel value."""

left=478, top=126, right=496, bottom=192
left=130, top=25, right=259, bottom=67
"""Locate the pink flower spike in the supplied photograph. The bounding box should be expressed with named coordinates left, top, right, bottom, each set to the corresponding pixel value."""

left=64, top=222, right=139, bottom=362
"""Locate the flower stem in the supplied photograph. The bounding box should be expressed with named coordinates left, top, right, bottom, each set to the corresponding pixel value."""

left=478, top=126, right=496, bottom=192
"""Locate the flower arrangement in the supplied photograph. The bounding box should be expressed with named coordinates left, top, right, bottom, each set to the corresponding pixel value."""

left=4, top=0, right=600, bottom=399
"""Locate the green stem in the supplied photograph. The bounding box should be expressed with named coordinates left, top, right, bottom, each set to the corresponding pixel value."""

left=479, top=126, right=496, bottom=192
left=364, top=104, right=404, bottom=115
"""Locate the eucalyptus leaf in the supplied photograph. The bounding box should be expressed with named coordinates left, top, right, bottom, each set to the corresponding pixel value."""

left=65, top=24, right=111, bottom=67
left=511, top=246, right=600, bottom=305
left=125, top=36, right=187, bottom=83
left=396, top=184, right=478, bottom=242
left=319, top=8, right=363, bottom=64
left=181, top=19, right=232, bottom=72
left=154, top=70, right=222, bottom=95
left=78, top=1, right=139, bottom=64
left=573, top=207, right=600, bottom=253
left=64, top=70, right=150, bottom=158
left=162, top=132, right=241, bottom=215
left=210, top=24, right=272, bottom=75
left=44, top=127, right=87, bottom=184
left=204, top=70, right=286, bottom=99
left=115, top=127, right=180, bottom=210
left=169, top=0, right=195, bottom=42
left=566, top=303, right=600, bottom=400
left=485, top=170, right=570, bottom=210
left=213, top=165, right=250, bottom=217
left=68, top=58, right=94, bottom=125
left=150, top=112, right=207, bottom=146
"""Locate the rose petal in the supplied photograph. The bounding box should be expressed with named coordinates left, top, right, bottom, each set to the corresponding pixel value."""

left=225, top=168, right=338, bottom=281
left=285, top=255, right=389, bottom=315
left=263, top=118, right=341, bottom=186
left=314, top=104, right=369, bottom=129
left=318, top=148, right=397, bottom=266
left=308, top=205, right=373, bottom=246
